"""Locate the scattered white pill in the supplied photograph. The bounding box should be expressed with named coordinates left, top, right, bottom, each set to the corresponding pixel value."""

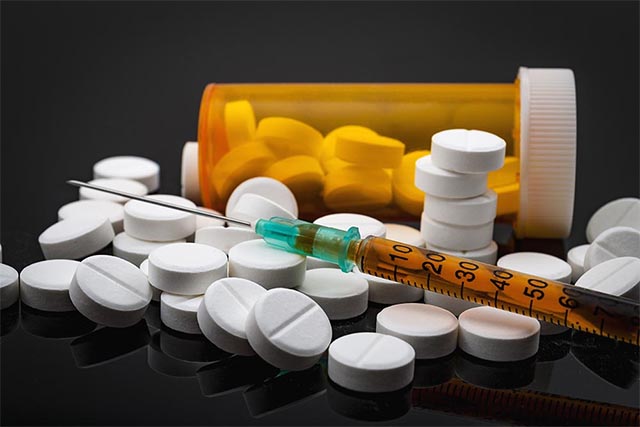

left=160, top=293, right=203, bottom=334
left=195, top=207, right=225, bottom=229
left=79, top=178, right=148, bottom=204
left=39, top=217, right=114, bottom=260
left=384, top=223, right=425, bottom=247
left=421, top=213, right=493, bottom=251
left=426, top=241, right=499, bottom=265
left=376, top=303, right=458, bottom=359
left=584, top=226, right=640, bottom=270
left=148, top=243, right=227, bottom=296
left=431, top=129, right=506, bottom=173
left=228, top=239, right=306, bottom=289
left=181, top=142, right=201, bottom=204
left=424, top=190, right=497, bottom=226
left=195, top=226, right=259, bottom=254
left=226, top=177, right=299, bottom=218
left=228, top=193, right=296, bottom=223
left=567, top=244, right=590, bottom=283
left=586, top=197, right=640, bottom=242
left=124, top=194, right=196, bottom=241
left=93, top=155, right=160, bottom=192
left=296, top=269, right=368, bottom=320
left=575, top=257, right=640, bottom=300
left=197, top=277, right=267, bottom=355
left=112, top=232, right=185, bottom=267
left=415, top=155, right=488, bottom=198
left=314, top=213, right=386, bottom=238
left=0, top=264, right=19, bottom=309
left=19, top=260, right=80, bottom=312
left=306, top=256, right=339, bottom=270
left=328, top=332, right=415, bottom=393
left=69, top=255, right=152, bottom=327
left=359, top=272, right=424, bottom=304
left=246, top=288, right=331, bottom=371
left=58, top=200, right=125, bottom=233
left=423, top=291, right=480, bottom=317
left=139, top=259, right=161, bottom=302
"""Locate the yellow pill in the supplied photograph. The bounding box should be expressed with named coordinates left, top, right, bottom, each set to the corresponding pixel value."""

left=265, top=155, right=325, bottom=200
left=494, top=183, right=520, bottom=216
left=392, top=150, right=430, bottom=216
left=224, top=100, right=256, bottom=149
left=323, top=166, right=392, bottom=211
left=334, top=131, right=405, bottom=168
left=255, top=117, right=324, bottom=158
left=488, top=156, right=520, bottom=188
left=212, top=142, right=276, bottom=200
left=322, top=125, right=377, bottom=161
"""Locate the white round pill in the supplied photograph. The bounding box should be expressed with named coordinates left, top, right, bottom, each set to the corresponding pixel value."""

left=139, top=259, right=161, bottom=302
left=423, top=291, right=480, bottom=317
left=431, top=129, right=506, bottom=173
left=296, top=269, right=368, bottom=320
left=124, top=194, right=196, bottom=241
left=586, top=197, right=640, bottom=242
left=228, top=193, right=296, bottom=223
left=228, top=239, right=306, bottom=289
left=181, top=141, right=201, bottom=204
left=424, top=190, right=497, bottom=226
left=195, top=207, right=225, bottom=229
left=0, top=264, right=19, bottom=309
left=93, top=155, right=160, bottom=192
left=112, top=232, right=186, bottom=266
left=79, top=178, right=148, bottom=204
left=328, top=332, right=415, bottom=393
left=415, top=155, right=488, bottom=199
left=58, top=200, right=125, bottom=233
left=421, top=213, right=493, bottom=251
left=39, top=217, right=115, bottom=260
left=19, top=260, right=80, bottom=312
left=584, top=226, right=640, bottom=270
left=359, top=272, right=424, bottom=305
left=567, top=244, right=590, bottom=283
left=70, top=255, right=152, bottom=327
left=458, top=306, right=540, bottom=362
left=226, top=177, right=299, bottom=218
left=575, top=257, right=640, bottom=300
left=195, top=226, right=259, bottom=254
left=246, top=288, right=332, bottom=371
left=306, top=256, right=339, bottom=270
left=376, top=303, right=458, bottom=359
left=148, top=243, right=227, bottom=296
left=384, top=223, right=425, bottom=247
left=314, top=213, right=386, bottom=238
left=426, top=241, right=499, bottom=265
left=497, top=252, right=572, bottom=283
left=197, top=277, right=267, bottom=355
left=160, top=293, right=203, bottom=334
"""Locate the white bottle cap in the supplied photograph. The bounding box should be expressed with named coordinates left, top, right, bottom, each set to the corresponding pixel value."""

left=181, top=141, right=201, bottom=204
left=517, top=67, right=577, bottom=238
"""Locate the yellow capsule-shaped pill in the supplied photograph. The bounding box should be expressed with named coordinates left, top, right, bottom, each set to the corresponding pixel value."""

left=255, top=117, right=324, bottom=158
left=334, top=131, right=405, bottom=168
left=392, top=150, right=430, bottom=216
left=265, top=155, right=325, bottom=200
left=323, top=166, right=392, bottom=212
left=494, top=182, right=520, bottom=216
left=224, top=100, right=257, bottom=149
left=488, top=156, right=519, bottom=188
left=212, top=142, right=276, bottom=200
left=321, top=125, right=378, bottom=173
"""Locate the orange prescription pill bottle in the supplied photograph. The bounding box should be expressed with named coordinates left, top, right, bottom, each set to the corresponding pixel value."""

left=184, top=67, right=576, bottom=238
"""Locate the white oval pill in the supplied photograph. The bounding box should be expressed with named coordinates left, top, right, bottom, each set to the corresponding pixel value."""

left=246, top=288, right=332, bottom=371
left=423, top=291, right=480, bottom=317
left=384, top=223, right=425, bottom=247
left=0, top=264, right=20, bottom=309
left=58, top=200, right=125, bottom=233
left=328, top=332, right=415, bottom=393
left=567, top=244, right=589, bottom=283
left=586, top=197, right=640, bottom=242
left=226, top=177, right=299, bottom=218
left=415, top=155, right=488, bottom=198
left=296, top=269, right=368, bottom=320
left=93, top=155, right=160, bottom=192
left=39, top=217, right=115, bottom=260
left=228, top=193, right=296, bottom=223
left=314, top=213, right=386, bottom=238
left=376, top=303, right=458, bottom=359
left=79, top=178, right=148, bottom=204
left=139, top=259, right=161, bottom=302
left=359, top=272, right=424, bottom=305
left=195, top=207, right=225, bottom=229
left=575, top=257, right=640, bottom=300
left=124, top=194, right=196, bottom=241
left=426, top=241, right=499, bottom=265
left=584, top=226, right=640, bottom=270
left=431, top=129, right=506, bottom=173
left=181, top=142, right=201, bottom=204
left=197, top=277, right=267, bottom=355
left=112, top=232, right=186, bottom=267
left=160, top=293, right=203, bottom=334
left=228, top=239, right=306, bottom=289
left=70, top=255, right=152, bottom=327
left=19, top=260, right=80, bottom=312
left=424, top=190, right=497, bottom=226
left=148, top=243, right=227, bottom=296
left=421, top=213, right=493, bottom=251
left=195, top=226, right=259, bottom=254
left=458, top=306, right=540, bottom=362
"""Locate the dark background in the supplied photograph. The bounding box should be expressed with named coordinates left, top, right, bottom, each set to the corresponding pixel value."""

left=1, top=1, right=639, bottom=426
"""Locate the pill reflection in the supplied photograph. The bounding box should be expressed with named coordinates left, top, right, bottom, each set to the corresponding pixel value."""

left=413, top=354, right=455, bottom=388
left=1, top=302, right=20, bottom=338
left=197, top=355, right=279, bottom=397
left=327, top=380, right=412, bottom=422
left=147, top=332, right=209, bottom=378
left=21, top=303, right=96, bottom=339
left=454, top=351, right=536, bottom=389
left=143, top=301, right=162, bottom=332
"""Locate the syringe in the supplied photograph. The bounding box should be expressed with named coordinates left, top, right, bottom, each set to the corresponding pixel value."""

left=67, top=181, right=640, bottom=346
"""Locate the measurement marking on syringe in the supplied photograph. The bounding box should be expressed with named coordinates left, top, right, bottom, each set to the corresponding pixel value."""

left=393, top=265, right=398, bottom=282
left=494, top=291, right=499, bottom=307
left=528, top=300, right=533, bottom=317
left=600, top=319, right=605, bottom=335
